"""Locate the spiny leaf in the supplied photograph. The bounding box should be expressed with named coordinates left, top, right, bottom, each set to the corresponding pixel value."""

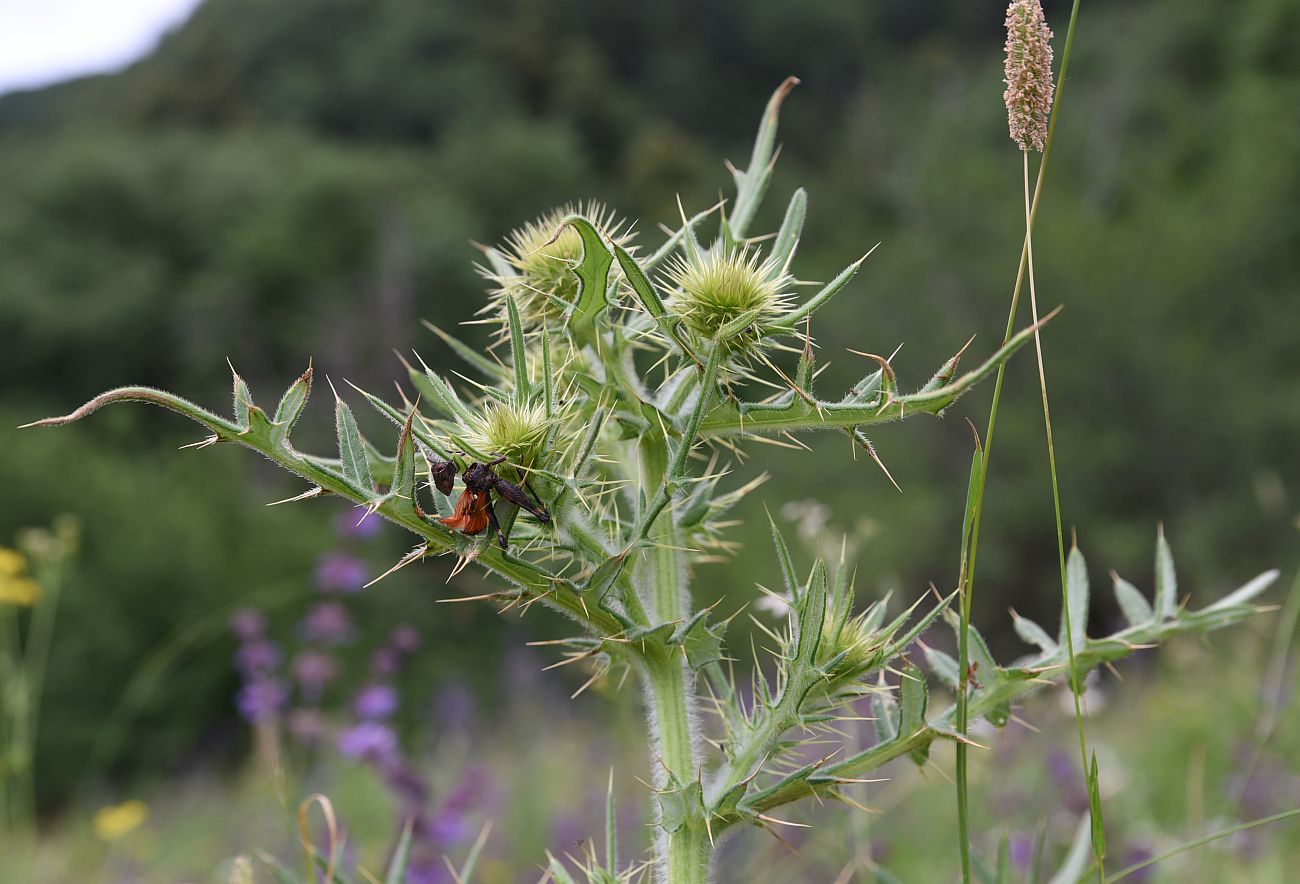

left=1060, top=545, right=1090, bottom=650
left=728, top=76, right=798, bottom=241
left=563, top=214, right=615, bottom=342
left=1012, top=610, right=1058, bottom=655
left=923, top=645, right=960, bottom=689
left=616, top=244, right=701, bottom=364
left=1111, top=574, right=1154, bottom=628
left=505, top=294, right=530, bottom=405
left=231, top=364, right=252, bottom=427
left=768, top=187, right=807, bottom=276
left=870, top=675, right=898, bottom=743
left=272, top=365, right=313, bottom=440
left=898, top=663, right=927, bottom=736
left=768, top=514, right=800, bottom=600
left=422, top=320, right=509, bottom=379
left=334, top=395, right=374, bottom=492
left=656, top=781, right=704, bottom=834
left=383, top=820, right=413, bottom=884
left=584, top=554, right=627, bottom=602
left=391, top=411, right=417, bottom=505
left=1154, top=525, right=1178, bottom=621
left=772, top=254, right=868, bottom=330
left=1201, top=569, right=1278, bottom=613
left=793, top=560, right=828, bottom=667
left=1087, top=753, right=1107, bottom=861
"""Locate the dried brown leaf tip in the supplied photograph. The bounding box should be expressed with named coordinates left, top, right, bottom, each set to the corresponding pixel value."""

left=1003, top=0, right=1054, bottom=152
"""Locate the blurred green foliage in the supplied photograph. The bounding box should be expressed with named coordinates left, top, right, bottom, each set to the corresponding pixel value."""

left=1, top=0, right=1296, bottom=806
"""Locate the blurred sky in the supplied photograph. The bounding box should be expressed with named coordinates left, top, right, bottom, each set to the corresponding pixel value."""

left=0, top=0, right=203, bottom=95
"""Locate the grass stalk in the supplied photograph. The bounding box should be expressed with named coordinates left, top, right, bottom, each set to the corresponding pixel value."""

left=954, top=1, right=1084, bottom=878
left=1023, top=147, right=1102, bottom=881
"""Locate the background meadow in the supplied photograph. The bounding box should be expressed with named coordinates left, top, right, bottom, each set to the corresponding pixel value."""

left=1, top=0, right=1298, bottom=880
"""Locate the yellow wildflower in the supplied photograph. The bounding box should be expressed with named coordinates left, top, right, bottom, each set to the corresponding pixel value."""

left=0, top=547, right=25, bottom=576
left=0, top=549, right=40, bottom=607
left=93, top=800, right=149, bottom=841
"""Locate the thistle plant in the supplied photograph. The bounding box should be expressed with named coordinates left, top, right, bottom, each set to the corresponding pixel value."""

left=25, top=73, right=1278, bottom=883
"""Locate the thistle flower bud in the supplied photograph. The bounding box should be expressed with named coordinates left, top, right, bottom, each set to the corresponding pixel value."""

left=664, top=247, right=792, bottom=353
left=1003, top=0, right=1054, bottom=152
left=461, top=398, right=556, bottom=467
left=484, top=202, right=633, bottom=329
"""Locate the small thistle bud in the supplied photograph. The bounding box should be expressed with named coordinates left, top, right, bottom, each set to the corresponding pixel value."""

left=1003, top=0, right=1054, bottom=152
left=461, top=399, right=557, bottom=467
left=664, top=248, right=792, bottom=353
left=484, top=202, right=633, bottom=329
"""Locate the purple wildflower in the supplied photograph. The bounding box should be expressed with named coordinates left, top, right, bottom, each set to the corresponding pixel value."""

left=405, top=856, right=451, bottom=884
left=426, top=808, right=472, bottom=846
left=337, top=721, right=398, bottom=760
left=354, top=683, right=399, bottom=720
left=315, top=552, right=369, bottom=593
left=371, top=646, right=401, bottom=677
left=300, top=602, right=355, bottom=645
left=292, top=650, right=339, bottom=694
left=335, top=509, right=382, bottom=540
left=390, top=624, right=421, bottom=654
left=286, top=708, right=326, bottom=743
left=234, top=639, right=282, bottom=675
left=435, top=681, right=476, bottom=731
left=236, top=678, right=287, bottom=723
left=1120, top=844, right=1155, bottom=882
left=1009, top=833, right=1034, bottom=869
left=230, top=608, right=266, bottom=642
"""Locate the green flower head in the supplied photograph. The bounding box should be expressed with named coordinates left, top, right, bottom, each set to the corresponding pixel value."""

left=664, top=247, right=792, bottom=352
left=484, top=202, right=633, bottom=330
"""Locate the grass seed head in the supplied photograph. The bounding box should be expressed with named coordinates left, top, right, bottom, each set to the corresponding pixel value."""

left=1004, top=0, right=1055, bottom=152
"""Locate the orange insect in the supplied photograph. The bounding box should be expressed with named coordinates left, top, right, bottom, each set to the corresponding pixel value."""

left=438, top=489, right=491, bottom=536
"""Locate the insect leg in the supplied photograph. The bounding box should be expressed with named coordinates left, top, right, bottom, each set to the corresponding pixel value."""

left=483, top=495, right=509, bottom=549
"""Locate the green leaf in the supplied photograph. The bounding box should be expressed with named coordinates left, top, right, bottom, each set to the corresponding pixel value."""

left=334, top=396, right=374, bottom=492
left=923, top=645, right=960, bottom=689
left=676, top=614, right=726, bottom=671
left=768, top=514, right=800, bottom=599
left=583, top=553, right=627, bottom=601
left=383, top=820, right=413, bottom=884
left=728, top=76, right=797, bottom=241
left=230, top=364, right=252, bottom=427
left=272, top=365, right=313, bottom=441
left=1012, top=610, right=1058, bottom=655
left=615, top=244, right=701, bottom=364
left=793, top=560, right=827, bottom=667
left=563, top=214, right=615, bottom=342
left=772, top=254, right=867, bottom=330
left=1112, top=574, right=1154, bottom=628
left=1154, top=525, right=1178, bottom=620
left=391, top=411, right=417, bottom=505
left=768, top=187, right=807, bottom=276
left=421, top=321, right=510, bottom=380
left=656, top=780, right=703, bottom=834
left=897, top=664, right=927, bottom=736
left=870, top=677, right=898, bottom=744
left=541, top=326, right=554, bottom=419
left=1202, top=569, right=1279, bottom=613
left=945, top=609, right=997, bottom=678
left=504, top=294, right=530, bottom=406
left=1088, top=753, right=1107, bottom=861
left=1060, top=545, right=1090, bottom=650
